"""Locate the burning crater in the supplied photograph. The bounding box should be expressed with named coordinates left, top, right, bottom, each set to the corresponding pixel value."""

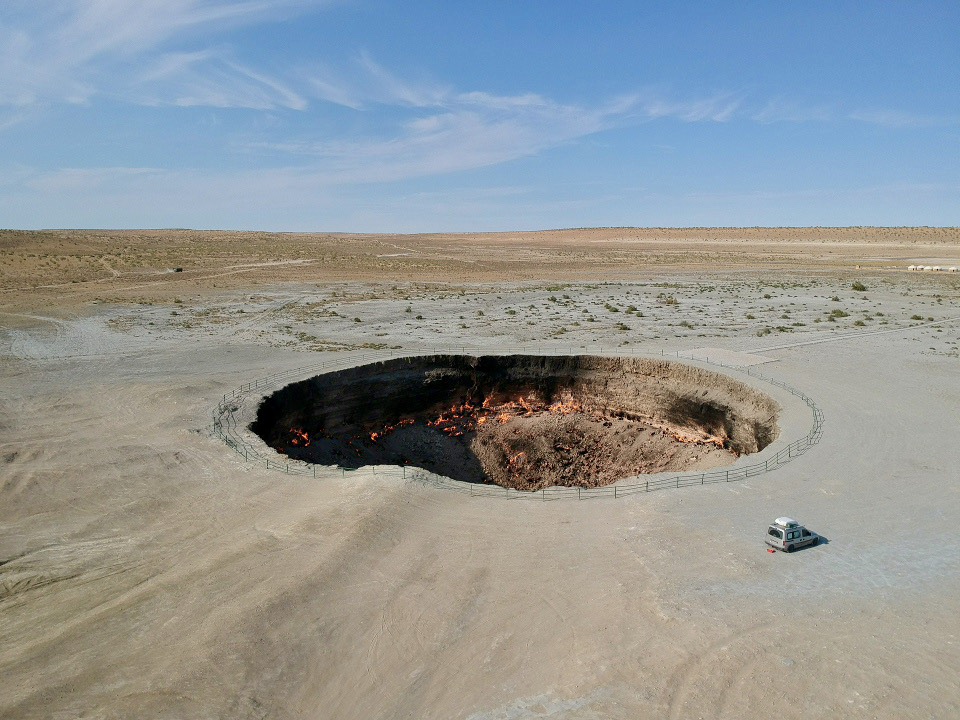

left=251, top=355, right=779, bottom=492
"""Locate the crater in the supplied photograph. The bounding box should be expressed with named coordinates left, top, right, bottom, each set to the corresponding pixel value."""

left=250, top=355, right=779, bottom=491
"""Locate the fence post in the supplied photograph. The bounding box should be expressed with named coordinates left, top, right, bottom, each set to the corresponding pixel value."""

left=614, top=485, right=618, bottom=498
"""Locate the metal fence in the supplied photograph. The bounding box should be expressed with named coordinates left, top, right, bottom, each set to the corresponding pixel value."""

left=211, top=347, right=824, bottom=500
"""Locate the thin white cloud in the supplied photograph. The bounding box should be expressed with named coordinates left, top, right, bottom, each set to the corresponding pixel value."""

left=0, top=0, right=329, bottom=108
left=0, top=109, right=31, bottom=132
left=304, top=52, right=449, bottom=110
left=136, top=53, right=308, bottom=110
left=136, top=50, right=215, bottom=83
left=266, top=60, right=746, bottom=185
left=849, top=109, right=959, bottom=128
left=638, top=93, right=742, bottom=122
left=356, top=51, right=449, bottom=108
left=243, top=89, right=642, bottom=183
left=24, top=166, right=163, bottom=193
left=752, top=98, right=834, bottom=124
left=306, top=71, right=365, bottom=110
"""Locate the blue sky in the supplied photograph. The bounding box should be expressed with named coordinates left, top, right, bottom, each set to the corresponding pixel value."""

left=1, top=0, right=958, bottom=231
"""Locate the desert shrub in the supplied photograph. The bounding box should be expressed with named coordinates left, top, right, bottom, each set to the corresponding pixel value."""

left=852, top=281, right=867, bottom=291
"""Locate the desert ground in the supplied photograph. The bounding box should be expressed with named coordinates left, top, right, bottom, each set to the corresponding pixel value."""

left=2, top=227, right=959, bottom=719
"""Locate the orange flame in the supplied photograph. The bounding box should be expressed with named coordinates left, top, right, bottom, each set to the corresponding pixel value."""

left=508, top=451, right=527, bottom=470
left=366, top=418, right=414, bottom=443
left=355, top=394, right=730, bottom=455
left=289, top=428, right=310, bottom=447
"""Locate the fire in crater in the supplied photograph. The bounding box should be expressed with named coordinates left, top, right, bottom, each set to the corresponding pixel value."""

left=251, top=355, right=780, bottom=492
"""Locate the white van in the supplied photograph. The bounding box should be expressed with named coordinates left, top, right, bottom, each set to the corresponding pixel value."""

left=766, top=517, right=819, bottom=552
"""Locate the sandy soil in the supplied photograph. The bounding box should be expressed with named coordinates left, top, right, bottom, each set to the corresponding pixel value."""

left=1, top=228, right=960, bottom=719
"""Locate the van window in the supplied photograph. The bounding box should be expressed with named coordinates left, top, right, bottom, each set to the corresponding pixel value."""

left=768, top=527, right=783, bottom=539
left=787, top=531, right=798, bottom=540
